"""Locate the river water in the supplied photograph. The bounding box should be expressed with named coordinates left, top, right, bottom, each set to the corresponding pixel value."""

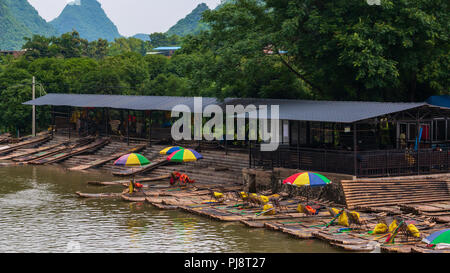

left=0, top=165, right=346, bottom=253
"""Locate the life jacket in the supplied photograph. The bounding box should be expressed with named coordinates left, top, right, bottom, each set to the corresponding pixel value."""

left=170, top=172, right=181, bottom=185
left=135, top=183, right=143, bottom=188
left=129, top=182, right=134, bottom=194
left=305, top=205, right=317, bottom=215
left=180, top=174, right=189, bottom=184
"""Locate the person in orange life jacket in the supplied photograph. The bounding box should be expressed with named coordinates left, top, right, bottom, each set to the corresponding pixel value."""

left=127, top=179, right=143, bottom=194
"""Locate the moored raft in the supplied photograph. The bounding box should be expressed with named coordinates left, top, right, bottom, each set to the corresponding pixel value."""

left=1, top=141, right=69, bottom=161
left=380, top=244, right=415, bottom=253
left=12, top=137, right=93, bottom=163
left=264, top=222, right=318, bottom=239
left=69, top=144, right=147, bottom=171
left=112, top=158, right=169, bottom=177
left=121, top=193, right=146, bottom=202
left=86, top=174, right=171, bottom=187
left=76, top=191, right=122, bottom=199
left=411, top=246, right=450, bottom=253
left=0, top=134, right=51, bottom=155
left=29, top=138, right=109, bottom=165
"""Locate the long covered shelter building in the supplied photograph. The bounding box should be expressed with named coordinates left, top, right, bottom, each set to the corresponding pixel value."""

left=24, top=93, right=450, bottom=178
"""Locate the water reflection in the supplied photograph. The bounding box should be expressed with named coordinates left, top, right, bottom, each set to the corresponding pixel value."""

left=0, top=165, right=345, bottom=253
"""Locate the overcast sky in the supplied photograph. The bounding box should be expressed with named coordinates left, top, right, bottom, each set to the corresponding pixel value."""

left=28, top=0, right=222, bottom=37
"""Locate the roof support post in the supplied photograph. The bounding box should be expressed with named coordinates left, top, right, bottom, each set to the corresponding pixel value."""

left=104, top=108, right=108, bottom=137
left=32, top=76, right=36, bottom=136
left=148, top=111, right=152, bottom=147
left=51, top=106, right=55, bottom=137
left=353, top=123, right=357, bottom=177
left=248, top=140, right=252, bottom=168
left=127, top=109, right=130, bottom=146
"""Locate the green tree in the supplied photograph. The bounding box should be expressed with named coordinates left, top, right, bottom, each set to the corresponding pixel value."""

left=149, top=32, right=181, bottom=48
left=265, top=0, right=449, bottom=101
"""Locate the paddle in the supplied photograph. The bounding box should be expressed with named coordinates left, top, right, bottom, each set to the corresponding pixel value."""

left=385, top=220, right=405, bottom=244
left=324, top=209, right=345, bottom=228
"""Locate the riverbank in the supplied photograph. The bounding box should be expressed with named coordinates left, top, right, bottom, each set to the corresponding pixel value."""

left=1, top=134, right=449, bottom=253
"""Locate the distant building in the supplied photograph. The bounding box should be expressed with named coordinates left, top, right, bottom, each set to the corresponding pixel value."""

left=263, top=45, right=287, bottom=55
left=147, top=47, right=181, bottom=57
left=0, top=50, right=26, bottom=58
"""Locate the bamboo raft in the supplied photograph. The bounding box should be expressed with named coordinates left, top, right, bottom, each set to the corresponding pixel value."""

left=14, top=145, right=74, bottom=163
left=121, top=193, right=147, bottom=202
left=411, top=246, right=450, bottom=253
left=75, top=192, right=122, bottom=199
left=69, top=144, right=147, bottom=171
left=342, top=179, right=450, bottom=209
left=12, top=137, right=94, bottom=163
left=28, top=138, right=109, bottom=165
left=72, top=179, right=449, bottom=253
left=0, top=133, right=11, bottom=144
left=265, top=222, right=321, bottom=239
left=0, top=141, right=68, bottom=161
left=86, top=174, right=171, bottom=186
left=111, top=158, right=169, bottom=176
left=0, top=134, right=51, bottom=156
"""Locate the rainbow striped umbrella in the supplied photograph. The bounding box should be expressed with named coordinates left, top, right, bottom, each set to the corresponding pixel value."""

left=283, top=172, right=331, bottom=187
left=167, top=148, right=203, bottom=163
left=159, top=146, right=183, bottom=155
left=423, top=229, right=450, bottom=246
left=114, top=153, right=150, bottom=167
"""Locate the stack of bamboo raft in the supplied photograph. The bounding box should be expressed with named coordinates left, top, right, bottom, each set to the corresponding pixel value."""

left=75, top=177, right=449, bottom=253
left=341, top=178, right=450, bottom=209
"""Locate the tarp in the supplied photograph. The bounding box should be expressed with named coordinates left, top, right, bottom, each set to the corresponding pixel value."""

left=426, top=95, right=450, bottom=108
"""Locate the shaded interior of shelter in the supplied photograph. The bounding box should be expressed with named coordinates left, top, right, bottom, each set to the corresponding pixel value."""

left=24, top=94, right=450, bottom=178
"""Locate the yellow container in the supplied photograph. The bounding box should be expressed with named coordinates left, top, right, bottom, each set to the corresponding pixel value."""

left=373, top=223, right=388, bottom=234
left=389, top=219, right=398, bottom=233
left=214, top=192, right=224, bottom=199
left=263, top=204, right=275, bottom=215
left=407, top=224, right=420, bottom=238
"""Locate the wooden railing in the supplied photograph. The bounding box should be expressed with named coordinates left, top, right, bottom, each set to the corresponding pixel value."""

left=250, top=144, right=450, bottom=177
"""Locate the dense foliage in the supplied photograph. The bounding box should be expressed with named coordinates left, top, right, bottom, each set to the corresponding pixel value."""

left=0, top=0, right=57, bottom=50
left=3, top=0, right=57, bottom=38
left=0, top=0, right=448, bottom=135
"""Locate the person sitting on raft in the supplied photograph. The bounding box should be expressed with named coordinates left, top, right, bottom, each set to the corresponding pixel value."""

left=126, top=180, right=143, bottom=194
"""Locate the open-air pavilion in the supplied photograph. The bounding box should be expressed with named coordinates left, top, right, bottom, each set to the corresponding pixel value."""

left=24, top=93, right=450, bottom=177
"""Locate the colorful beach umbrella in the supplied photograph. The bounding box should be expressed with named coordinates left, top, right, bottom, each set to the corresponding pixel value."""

left=114, top=153, right=150, bottom=167
left=283, top=172, right=331, bottom=187
left=159, top=146, right=183, bottom=155
left=423, top=229, right=450, bottom=246
left=167, top=148, right=203, bottom=163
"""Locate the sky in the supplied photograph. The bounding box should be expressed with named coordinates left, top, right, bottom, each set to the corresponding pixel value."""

left=27, top=0, right=222, bottom=37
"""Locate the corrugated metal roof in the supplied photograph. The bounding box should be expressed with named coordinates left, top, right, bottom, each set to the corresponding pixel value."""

left=23, top=93, right=221, bottom=113
left=227, top=98, right=428, bottom=123
left=24, top=94, right=430, bottom=123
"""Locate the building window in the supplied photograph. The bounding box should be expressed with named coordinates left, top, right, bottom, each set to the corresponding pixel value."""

left=433, top=119, right=446, bottom=141
left=408, top=124, right=417, bottom=141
